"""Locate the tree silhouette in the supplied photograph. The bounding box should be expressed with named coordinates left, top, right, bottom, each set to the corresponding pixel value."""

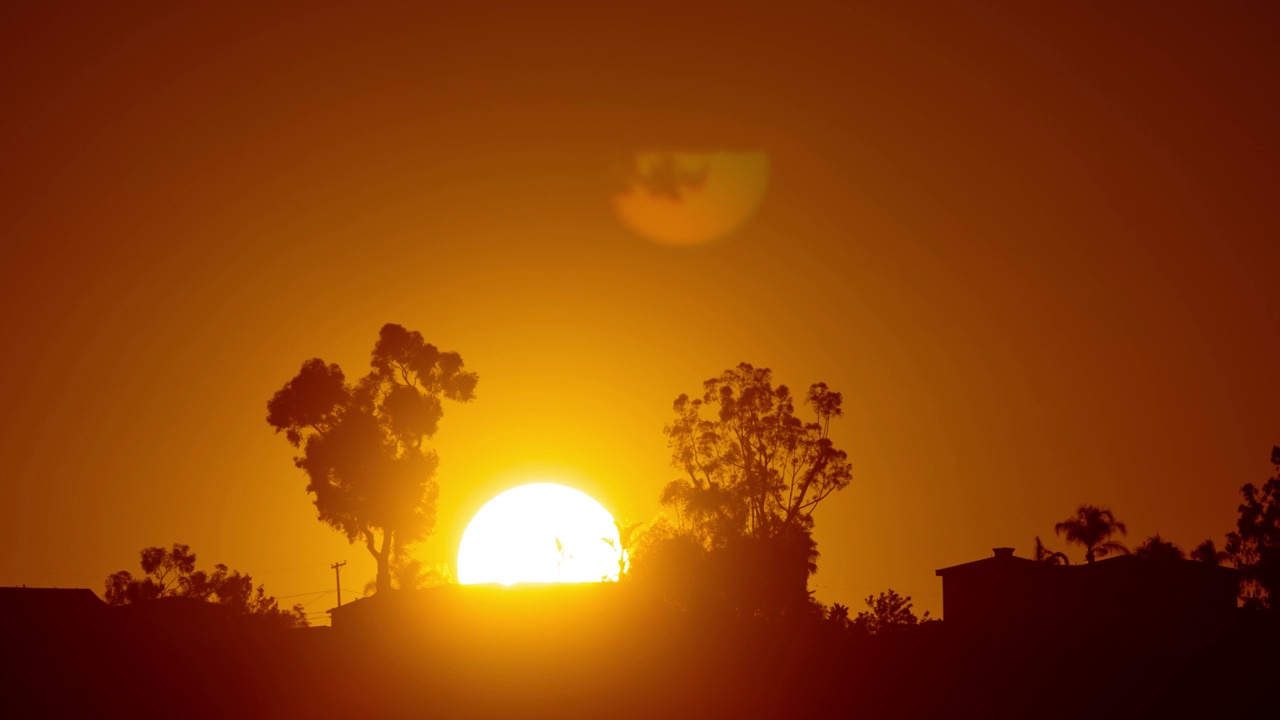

left=661, top=364, right=851, bottom=545
left=267, top=324, right=477, bottom=593
left=717, top=521, right=822, bottom=614
left=1054, top=504, right=1129, bottom=564
left=1032, top=536, right=1070, bottom=565
left=852, top=589, right=930, bottom=635
left=605, top=519, right=646, bottom=578
left=104, top=543, right=200, bottom=604
left=362, top=551, right=454, bottom=594
left=1225, top=446, right=1280, bottom=609
left=624, top=516, right=711, bottom=611
left=104, top=543, right=306, bottom=627
left=648, top=364, right=851, bottom=613
left=1191, top=538, right=1229, bottom=566
left=1134, top=534, right=1186, bottom=562
left=827, top=602, right=851, bottom=629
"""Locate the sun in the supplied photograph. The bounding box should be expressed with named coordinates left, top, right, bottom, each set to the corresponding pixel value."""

left=456, top=483, right=623, bottom=585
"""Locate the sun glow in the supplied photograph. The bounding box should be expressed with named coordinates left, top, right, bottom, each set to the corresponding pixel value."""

left=456, top=483, right=623, bottom=585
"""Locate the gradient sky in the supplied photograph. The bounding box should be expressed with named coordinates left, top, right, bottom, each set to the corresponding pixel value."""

left=3, top=1, right=1279, bottom=619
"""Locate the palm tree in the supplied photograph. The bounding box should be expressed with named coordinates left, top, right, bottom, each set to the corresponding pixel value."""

left=828, top=602, right=851, bottom=629
left=611, top=519, right=646, bottom=577
left=1032, top=536, right=1070, bottom=565
left=1054, top=504, right=1129, bottom=564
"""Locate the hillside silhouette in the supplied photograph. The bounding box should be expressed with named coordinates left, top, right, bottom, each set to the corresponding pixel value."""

left=5, top=441, right=1280, bottom=718
left=4, top=574, right=1278, bottom=719
left=5, top=348, right=1280, bottom=717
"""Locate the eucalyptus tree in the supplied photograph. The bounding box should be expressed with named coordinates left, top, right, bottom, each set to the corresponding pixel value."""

left=267, top=324, right=477, bottom=593
left=1226, top=446, right=1280, bottom=609
left=660, top=363, right=853, bottom=547
left=650, top=363, right=851, bottom=613
left=104, top=543, right=305, bottom=627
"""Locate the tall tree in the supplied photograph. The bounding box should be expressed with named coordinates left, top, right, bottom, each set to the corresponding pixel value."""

left=1225, top=446, right=1280, bottom=609
left=104, top=544, right=306, bottom=627
left=661, top=363, right=852, bottom=546
left=1134, top=534, right=1185, bottom=562
left=1054, top=504, right=1128, bottom=564
left=653, top=364, right=851, bottom=613
left=267, top=324, right=477, bottom=593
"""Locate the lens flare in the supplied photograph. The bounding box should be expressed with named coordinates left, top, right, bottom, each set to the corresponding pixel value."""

left=612, top=149, right=769, bottom=245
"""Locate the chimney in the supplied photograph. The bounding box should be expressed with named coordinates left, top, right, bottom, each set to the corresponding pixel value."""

left=992, top=547, right=1015, bottom=559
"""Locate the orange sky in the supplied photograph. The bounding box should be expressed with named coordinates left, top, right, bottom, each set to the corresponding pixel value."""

left=3, top=1, right=1279, bottom=619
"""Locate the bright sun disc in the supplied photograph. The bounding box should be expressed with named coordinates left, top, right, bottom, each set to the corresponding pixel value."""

left=457, top=483, right=623, bottom=586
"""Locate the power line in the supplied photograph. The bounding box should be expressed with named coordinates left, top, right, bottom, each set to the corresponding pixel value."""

left=278, top=589, right=332, bottom=599
left=300, top=591, right=334, bottom=608
left=249, top=562, right=336, bottom=575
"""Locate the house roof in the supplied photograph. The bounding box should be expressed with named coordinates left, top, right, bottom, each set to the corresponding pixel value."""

left=0, top=587, right=108, bottom=621
left=935, top=548, right=1241, bottom=578
left=1071, top=553, right=1240, bottom=579
left=935, top=547, right=1043, bottom=576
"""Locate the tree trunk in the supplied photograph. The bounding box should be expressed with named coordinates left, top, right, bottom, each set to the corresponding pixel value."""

left=372, top=530, right=394, bottom=594
left=374, top=561, right=391, bottom=594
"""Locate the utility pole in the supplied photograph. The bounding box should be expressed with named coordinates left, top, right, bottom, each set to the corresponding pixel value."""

left=331, top=561, right=347, bottom=607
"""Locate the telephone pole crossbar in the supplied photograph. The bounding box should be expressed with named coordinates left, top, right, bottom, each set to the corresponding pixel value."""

left=330, top=561, right=347, bottom=608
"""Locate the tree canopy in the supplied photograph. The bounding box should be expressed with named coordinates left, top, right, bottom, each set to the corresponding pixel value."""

left=660, top=363, right=852, bottom=546
left=104, top=543, right=306, bottom=628
left=633, top=363, right=852, bottom=615
left=1133, top=534, right=1185, bottom=562
left=1190, top=538, right=1228, bottom=566
left=267, top=324, right=477, bottom=593
left=1225, top=446, right=1280, bottom=609
left=852, top=589, right=930, bottom=636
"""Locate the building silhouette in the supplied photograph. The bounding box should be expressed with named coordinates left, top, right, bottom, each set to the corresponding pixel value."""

left=935, top=547, right=1239, bottom=637
left=0, top=586, right=107, bottom=638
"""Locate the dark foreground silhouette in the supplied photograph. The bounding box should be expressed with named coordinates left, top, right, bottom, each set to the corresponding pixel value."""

left=4, top=582, right=1277, bottom=720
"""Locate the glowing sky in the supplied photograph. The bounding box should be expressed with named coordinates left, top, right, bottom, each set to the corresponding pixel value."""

left=3, top=2, right=1279, bottom=619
